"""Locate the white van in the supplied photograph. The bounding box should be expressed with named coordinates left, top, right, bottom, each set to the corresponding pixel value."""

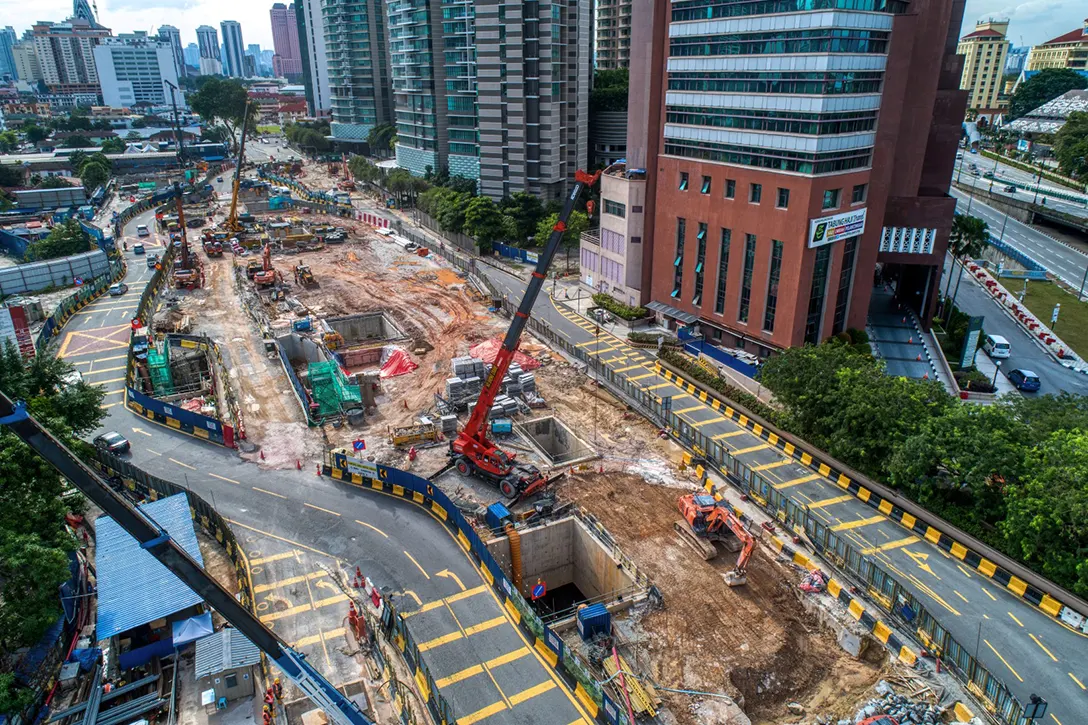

left=983, top=334, right=1011, bottom=358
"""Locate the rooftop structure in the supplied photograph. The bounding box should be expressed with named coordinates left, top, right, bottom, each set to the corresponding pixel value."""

left=1007, top=89, right=1088, bottom=135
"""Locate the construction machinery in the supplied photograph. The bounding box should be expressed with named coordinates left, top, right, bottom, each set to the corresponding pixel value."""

left=390, top=421, right=439, bottom=448
left=0, top=394, right=373, bottom=725
left=169, top=183, right=203, bottom=290
left=254, top=244, right=276, bottom=287
left=201, top=230, right=224, bottom=257
left=294, top=264, right=316, bottom=286
left=224, top=101, right=254, bottom=234
left=443, top=169, right=600, bottom=499
left=674, top=492, right=755, bottom=585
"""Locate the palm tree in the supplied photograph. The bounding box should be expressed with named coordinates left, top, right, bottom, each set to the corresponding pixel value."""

left=944, top=213, right=989, bottom=312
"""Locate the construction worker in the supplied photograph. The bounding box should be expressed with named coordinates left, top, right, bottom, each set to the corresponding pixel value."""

left=264, top=688, right=275, bottom=708
left=273, top=678, right=283, bottom=702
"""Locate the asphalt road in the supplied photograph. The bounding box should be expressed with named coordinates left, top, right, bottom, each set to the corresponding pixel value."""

left=67, top=192, right=593, bottom=725
left=950, top=188, right=1088, bottom=294
left=955, top=156, right=1088, bottom=219
left=454, top=244, right=1088, bottom=725
left=942, top=257, right=1088, bottom=396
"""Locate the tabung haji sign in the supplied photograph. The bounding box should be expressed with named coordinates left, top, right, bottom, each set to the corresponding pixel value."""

left=344, top=455, right=379, bottom=480
left=808, top=208, right=867, bottom=248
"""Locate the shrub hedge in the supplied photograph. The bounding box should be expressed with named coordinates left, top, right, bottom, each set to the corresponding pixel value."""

left=657, top=348, right=779, bottom=424
left=592, top=293, right=649, bottom=321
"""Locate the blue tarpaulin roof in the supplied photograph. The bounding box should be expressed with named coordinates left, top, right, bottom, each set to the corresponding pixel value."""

left=172, top=611, right=214, bottom=647
left=96, top=493, right=205, bottom=639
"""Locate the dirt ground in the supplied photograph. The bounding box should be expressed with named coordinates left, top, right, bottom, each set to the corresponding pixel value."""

left=558, top=472, right=882, bottom=725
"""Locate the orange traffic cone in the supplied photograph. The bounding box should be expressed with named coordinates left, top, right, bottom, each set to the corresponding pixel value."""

left=916, top=354, right=922, bottom=361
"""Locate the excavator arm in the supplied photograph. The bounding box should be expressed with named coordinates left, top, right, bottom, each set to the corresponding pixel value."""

left=708, top=507, right=755, bottom=586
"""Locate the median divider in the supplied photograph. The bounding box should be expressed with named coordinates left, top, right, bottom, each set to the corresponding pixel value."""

left=322, top=452, right=635, bottom=725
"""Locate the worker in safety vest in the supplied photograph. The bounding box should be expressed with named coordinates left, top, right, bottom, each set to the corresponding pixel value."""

left=273, top=678, right=283, bottom=702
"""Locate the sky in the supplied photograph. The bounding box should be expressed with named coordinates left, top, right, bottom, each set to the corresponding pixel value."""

left=5, top=0, right=1086, bottom=56
left=8, top=0, right=277, bottom=49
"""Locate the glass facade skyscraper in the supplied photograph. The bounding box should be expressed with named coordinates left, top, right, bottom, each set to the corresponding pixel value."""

left=322, top=0, right=393, bottom=141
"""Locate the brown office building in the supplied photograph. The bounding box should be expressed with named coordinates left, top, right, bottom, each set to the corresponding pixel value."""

left=590, top=0, right=968, bottom=356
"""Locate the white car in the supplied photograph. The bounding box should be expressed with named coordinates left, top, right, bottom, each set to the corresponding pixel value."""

left=136, top=224, right=150, bottom=237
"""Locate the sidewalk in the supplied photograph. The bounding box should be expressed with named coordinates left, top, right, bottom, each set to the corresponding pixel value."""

left=972, top=350, right=1020, bottom=397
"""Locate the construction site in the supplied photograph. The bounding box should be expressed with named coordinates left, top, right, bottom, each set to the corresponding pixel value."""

left=135, top=137, right=955, bottom=725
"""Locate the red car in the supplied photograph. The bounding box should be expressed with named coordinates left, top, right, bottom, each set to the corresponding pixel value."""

left=860, top=717, right=898, bottom=725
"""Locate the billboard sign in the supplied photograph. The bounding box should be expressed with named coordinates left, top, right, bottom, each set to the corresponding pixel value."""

left=343, top=454, right=378, bottom=480
left=808, top=208, right=867, bottom=248
left=1017, top=138, right=1031, bottom=153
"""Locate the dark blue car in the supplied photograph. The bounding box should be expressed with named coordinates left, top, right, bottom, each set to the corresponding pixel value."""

left=1008, top=368, right=1041, bottom=392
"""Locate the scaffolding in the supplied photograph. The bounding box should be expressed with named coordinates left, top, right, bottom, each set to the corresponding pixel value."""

left=147, top=345, right=174, bottom=396
left=308, top=361, right=363, bottom=417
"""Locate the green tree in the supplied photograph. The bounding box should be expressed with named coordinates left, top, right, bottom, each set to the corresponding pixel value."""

left=188, top=78, right=251, bottom=151
left=945, top=213, right=989, bottom=308
left=0, top=671, right=37, bottom=718
left=436, top=190, right=470, bottom=234
left=125, top=130, right=142, bottom=141
left=500, top=191, right=545, bottom=241
left=888, top=404, right=1029, bottom=537
left=201, top=125, right=231, bottom=144
left=348, top=155, right=379, bottom=184
left=0, top=130, right=18, bottom=153
left=63, top=134, right=92, bottom=148
left=0, top=165, right=25, bottom=188
left=464, top=196, right=505, bottom=251
left=590, top=68, right=630, bottom=114
left=24, top=219, right=91, bottom=261
left=38, top=176, right=73, bottom=190
left=77, top=153, right=112, bottom=192
left=367, top=123, right=396, bottom=156
left=1003, top=430, right=1088, bottom=597
left=1053, top=110, right=1088, bottom=178
left=99, top=137, right=125, bottom=153
left=1004, top=392, right=1088, bottom=439
left=534, top=209, right=589, bottom=249
left=0, top=341, right=105, bottom=652
left=23, top=124, right=49, bottom=145
left=1008, top=67, right=1088, bottom=120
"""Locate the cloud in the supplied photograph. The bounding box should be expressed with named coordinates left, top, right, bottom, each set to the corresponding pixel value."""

left=961, top=0, right=1084, bottom=46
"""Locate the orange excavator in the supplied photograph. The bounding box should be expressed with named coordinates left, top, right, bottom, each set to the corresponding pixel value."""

left=254, top=244, right=276, bottom=287
left=675, top=492, right=754, bottom=586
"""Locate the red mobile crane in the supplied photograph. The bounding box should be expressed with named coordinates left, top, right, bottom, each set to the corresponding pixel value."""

left=446, top=169, right=600, bottom=499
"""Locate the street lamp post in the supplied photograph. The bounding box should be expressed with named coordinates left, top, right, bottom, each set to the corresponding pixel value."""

left=987, top=155, right=1000, bottom=194
left=991, top=359, right=1003, bottom=389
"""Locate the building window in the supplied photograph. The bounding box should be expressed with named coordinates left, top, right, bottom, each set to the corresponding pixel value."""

left=225, top=673, right=238, bottom=689
left=693, top=223, right=708, bottom=306
left=632, top=205, right=643, bottom=213
left=738, top=234, right=756, bottom=324
left=804, top=245, right=832, bottom=343
left=715, top=228, right=731, bottom=315
left=725, top=179, right=736, bottom=199
left=749, top=183, right=762, bottom=204
left=776, top=187, right=790, bottom=209
left=832, top=237, right=859, bottom=334
left=851, top=184, right=867, bottom=204
left=763, top=240, right=783, bottom=332
left=679, top=172, right=689, bottom=191
left=822, top=188, right=840, bottom=210
left=603, top=199, right=626, bottom=218
left=700, top=175, right=712, bottom=194
left=673, top=218, right=685, bottom=298
left=631, top=236, right=642, bottom=244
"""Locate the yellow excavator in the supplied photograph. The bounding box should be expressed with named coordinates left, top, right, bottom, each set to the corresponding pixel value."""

left=224, top=100, right=254, bottom=234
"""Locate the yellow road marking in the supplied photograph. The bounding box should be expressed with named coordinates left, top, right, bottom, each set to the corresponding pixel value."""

left=145, top=448, right=162, bottom=456
left=259, top=593, right=348, bottom=623
left=209, top=473, right=239, bottom=484
left=253, top=486, right=287, bottom=499
left=614, top=364, right=643, bottom=373
left=861, top=536, right=919, bottom=554
left=84, top=365, right=127, bottom=374
left=984, top=640, right=1023, bottom=682
left=103, top=389, right=125, bottom=397
left=752, top=460, right=790, bottom=472
left=1029, top=633, right=1058, bottom=662
left=673, top=405, right=704, bottom=415
left=102, top=402, right=122, bottom=408
left=416, top=630, right=464, bottom=652
left=254, top=570, right=327, bottom=593
left=691, top=417, right=723, bottom=428
left=981, top=587, right=997, bottom=601
left=775, top=473, right=821, bottom=490
left=73, top=354, right=129, bottom=365
left=91, top=377, right=126, bottom=385
left=954, top=590, right=969, bottom=603
left=487, top=646, right=532, bottom=669
left=457, top=700, right=507, bottom=725
left=732, top=443, right=770, bottom=455
left=1070, top=672, right=1086, bottom=690
left=170, top=457, right=196, bottom=470
left=356, top=520, right=388, bottom=538
left=404, top=550, right=430, bottom=579
left=405, top=585, right=489, bottom=618
left=645, top=382, right=672, bottom=391
left=831, top=515, right=884, bottom=532
left=956, top=564, right=973, bottom=579
left=292, top=627, right=345, bottom=649
left=436, top=664, right=484, bottom=688
left=807, top=494, right=853, bottom=509
left=249, top=550, right=299, bottom=566
left=463, top=615, right=506, bottom=636
left=508, top=680, right=557, bottom=706
left=1008, top=612, right=1024, bottom=627
left=1051, top=714, right=1063, bottom=725
left=305, top=502, right=341, bottom=516
left=711, top=430, right=745, bottom=441
left=628, top=372, right=656, bottom=381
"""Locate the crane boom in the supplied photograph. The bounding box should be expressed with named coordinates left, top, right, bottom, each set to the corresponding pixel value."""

left=0, top=394, right=373, bottom=725
left=449, top=169, right=599, bottom=499
left=226, top=101, right=253, bottom=233
left=461, top=170, right=599, bottom=444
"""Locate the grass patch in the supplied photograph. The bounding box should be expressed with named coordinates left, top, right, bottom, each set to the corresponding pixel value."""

left=1020, top=280, right=1088, bottom=358
left=256, top=124, right=282, bottom=134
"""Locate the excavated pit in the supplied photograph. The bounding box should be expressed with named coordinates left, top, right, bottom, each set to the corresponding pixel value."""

left=485, top=515, right=642, bottom=624
left=324, top=311, right=409, bottom=366
left=514, top=415, right=597, bottom=467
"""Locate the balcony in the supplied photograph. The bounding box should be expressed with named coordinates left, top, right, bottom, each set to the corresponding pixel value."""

left=580, top=227, right=600, bottom=246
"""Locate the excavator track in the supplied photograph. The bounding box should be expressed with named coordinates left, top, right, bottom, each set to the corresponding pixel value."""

left=674, top=519, right=718, bottom=561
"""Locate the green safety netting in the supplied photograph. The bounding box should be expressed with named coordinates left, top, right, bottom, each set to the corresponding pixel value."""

left=308, top=361, right=362, bottom=417
left=148, top=344, right=174, bottom=396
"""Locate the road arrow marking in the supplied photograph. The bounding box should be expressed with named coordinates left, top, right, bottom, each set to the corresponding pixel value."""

left=131, top=427, right=152, bottom=437
left=904, top=549, right=937, bottom=577
left=314, top=580, right=338, bottom=592
left=436, top=569, right=466, bottom=591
